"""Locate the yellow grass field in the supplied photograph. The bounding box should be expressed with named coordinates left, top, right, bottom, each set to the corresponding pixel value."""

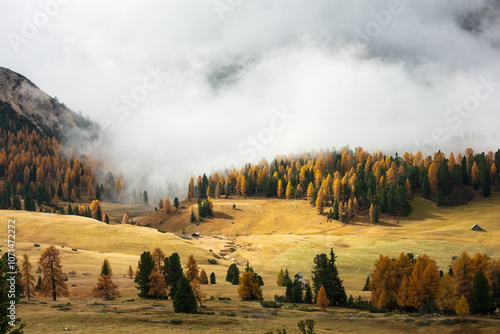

left=1, top=193, right=500, bottom=333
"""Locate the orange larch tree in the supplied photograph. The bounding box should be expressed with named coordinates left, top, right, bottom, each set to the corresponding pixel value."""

left=285, top=181, right=293, bottom=200
left=164, top=198, right=172, bottom=213
left=39, top=245, right=69, bottom=301
left=238, top=270, right=263, bottom=301
left=21, top=253, right=36, bottom=301
left=190, top=278, right=206, bottom=306
left=316, top=285, right=329, bottom=311
left=185, top=255, right=199, bottom=282
left=152, top=247, right=165, bottom=272
left=436, top=273, right=457, bottom=313
left=277, top=179, right=284, bottom=198
left=453, top=252, right=475, bottom=298
left=148, top=270, right=167, bottom=298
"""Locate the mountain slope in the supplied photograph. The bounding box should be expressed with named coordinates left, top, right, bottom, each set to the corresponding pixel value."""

left=0, top=66, right=99, bottom=143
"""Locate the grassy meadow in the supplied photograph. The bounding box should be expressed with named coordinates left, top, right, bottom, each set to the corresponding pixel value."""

left=1, top=193, right=500, bottom=333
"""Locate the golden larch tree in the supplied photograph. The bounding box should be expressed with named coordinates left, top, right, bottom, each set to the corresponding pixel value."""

left=471, top=161, right=479, bottom=186
left=448, top=152, right=456, bottom=171
left=347, top=198, right=353, bottom=217
left=428, top=162, right=438, bottom=194
left=276, top=268, right=284, bottom=286
left=455, top=295, right=469, bottom=320
left=215, top=183, right=221, bottom=198
left=407, top=255, right=439, bottom=309
left=39, top=245, right=69, bottom=301
left=314, top=169, right=323, bottom=188
left=158, top=198, right=164, bottom=210
left=241, top=176, right=247, bottom=197
left=190, top=278, right=207, bottom=306
left=285, top=181, right=293, bottom=200
left=122, top=213, right=129, bottom=224
left=471, top=253, right=491, bottom=282
left=333, top=178, right=341, bottom=201
left=87, top=182, right=95, bottom=199
left=188, top=177, right=195, bottom=201
left=369, top=204, right=374, bottom=224
left=152, top=247, right=165, bottom=272
left=164, top=198, right=172, bottom=213
left=491, top=163, right=498, bottom=183
left=316, top=285, right=330, bottom=311
left=199, top=269, right=208, bottom=284
left=396, top=276, right=410, bottom=311
left=185, top=255, right=199, bottom=282
left=77, top=205, right=85, bottom=216
left=90, top=200, right=102, bottom=221
left=92, top=274, right=120, bottom=300
left=436, top=273, right=457, bottom=313
left=316, top=189, right=325, bottom=214
left=405, top=178, right=412, bottom=198
left=148, top=270, right=167, bottom=298
left=370, top=254, right=399, bottom=309
left=277, top=179, right=284, bottom=198
left=306, top=182, right=314, bottom=199
left=21, top=253, right=36, bottom=301
left=93, top=259, right=120, bottom=300
left=115, top=179, right=123, bottom=197
left=238, top=271, right=263, bottom=301
left=452, top=251, right=475, bottom=298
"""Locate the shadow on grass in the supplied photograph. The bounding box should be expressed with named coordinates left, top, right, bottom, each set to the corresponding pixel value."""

left=213, top=212, right=234, bottom=220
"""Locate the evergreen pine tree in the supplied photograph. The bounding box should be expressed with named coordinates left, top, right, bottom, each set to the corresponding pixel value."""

left=164, top=253, right=183, bottom=299
left=101, top=259, right=112, bottom=276
left=135, top=251, right=155, bottom=298
left=492, top=271, right=500, bottom=310
left=304, top=283, right=313, bottom=304
left=469, top=270, right=493, bottom=314
left=210, top=272, right=216, bottom=284
left=311, top=249, right=346, bottom=306
left=283, top=268, right=291, bottom=286
left=290, top=279, right=303, bottom=303
left=226, top=263, right=240, bottom=285
left=190, top=208, right=196, bottom=223
left=362, top=275, right=371, bottom=291
left=173, top=275, right=198, bottom=313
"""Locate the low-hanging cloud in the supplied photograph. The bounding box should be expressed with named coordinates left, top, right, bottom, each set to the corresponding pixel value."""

left=1, top=0, right=500, bottom=198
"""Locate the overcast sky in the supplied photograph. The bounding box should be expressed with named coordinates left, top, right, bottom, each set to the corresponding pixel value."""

left=1, top=0, right=500, bottom=194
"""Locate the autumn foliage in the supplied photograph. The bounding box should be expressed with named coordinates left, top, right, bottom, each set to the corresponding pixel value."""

left=188, top=147, right=500, bottom=222
left=39, top=245, right=69, bottom=301
left=370, top=251, right=499, bottom=312
left=238, top=270, right=263, bottom=301
left=316, top=285, right=329, bottom=311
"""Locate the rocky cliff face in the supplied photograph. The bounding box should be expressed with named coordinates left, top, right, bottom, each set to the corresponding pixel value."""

left=0, top=66, right=99, bottom=143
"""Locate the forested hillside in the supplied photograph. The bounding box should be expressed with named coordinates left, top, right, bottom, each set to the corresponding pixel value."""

left=189, top=148, right=500, bottom=222
left=0, top=103, right=121, bottom=211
